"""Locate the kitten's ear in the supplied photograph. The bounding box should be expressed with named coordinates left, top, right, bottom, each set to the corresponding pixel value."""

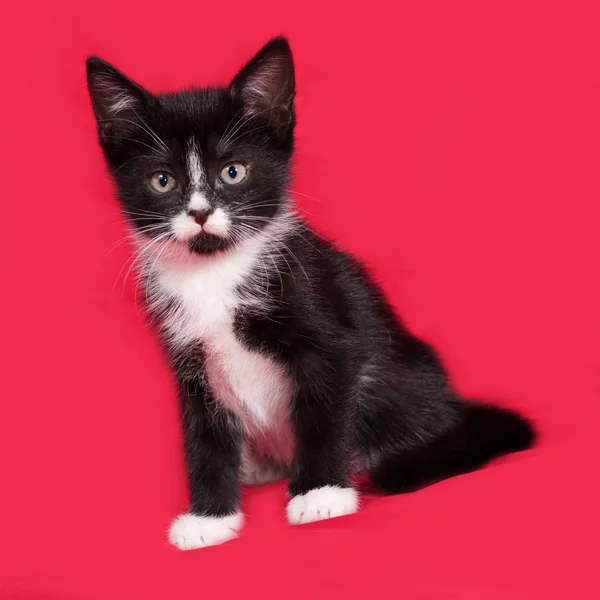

left=86, top=57, right=152, bottom=141
left=229, top=37, right=295, bottom=135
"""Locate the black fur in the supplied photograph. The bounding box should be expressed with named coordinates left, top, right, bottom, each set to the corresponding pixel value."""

left=86, top=38, right=535, bottom=524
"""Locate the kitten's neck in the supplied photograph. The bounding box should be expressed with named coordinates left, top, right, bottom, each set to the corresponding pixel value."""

left=141, top=208, right=301, bottom=326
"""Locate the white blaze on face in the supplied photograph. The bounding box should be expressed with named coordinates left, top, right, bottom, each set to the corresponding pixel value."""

left=170, top=140, right=231, bottom=240
left=189, top=191, right=210, bottom=212
left=186, top=141, right=211, bottom=212
left=187, top=140, right=205, bottom=186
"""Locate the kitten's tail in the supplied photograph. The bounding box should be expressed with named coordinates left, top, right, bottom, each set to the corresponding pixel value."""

left=458, top=401, right=536, bottom=459
left=370, top=401, right=536, bottom=494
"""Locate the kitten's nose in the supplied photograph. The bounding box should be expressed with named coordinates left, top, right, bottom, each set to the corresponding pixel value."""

left=188, top=208, right=212, bottom=226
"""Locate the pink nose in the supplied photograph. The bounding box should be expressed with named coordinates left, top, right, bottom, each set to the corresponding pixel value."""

left=188, top=209, right=211, bottom=226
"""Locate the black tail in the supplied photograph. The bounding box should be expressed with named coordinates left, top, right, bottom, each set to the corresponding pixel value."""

left=369, top=402, right=536, bottom=494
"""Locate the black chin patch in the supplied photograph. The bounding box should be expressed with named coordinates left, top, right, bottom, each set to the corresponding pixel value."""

left=188, top=233, right=229, bottom=255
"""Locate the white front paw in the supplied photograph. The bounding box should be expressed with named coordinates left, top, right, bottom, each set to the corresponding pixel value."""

left=286, top=486, right=359, bottom=525
left=168, top=512, right=243, bottom=550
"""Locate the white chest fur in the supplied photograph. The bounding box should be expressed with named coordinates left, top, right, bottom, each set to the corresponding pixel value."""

left=144, top=234, right=295, bottom=464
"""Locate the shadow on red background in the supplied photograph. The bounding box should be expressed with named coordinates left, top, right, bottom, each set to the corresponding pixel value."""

left=1, top=1, right=599, bottom=598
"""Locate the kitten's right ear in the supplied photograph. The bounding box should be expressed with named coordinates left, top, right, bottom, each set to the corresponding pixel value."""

left=85, top=57, right=151, bottom=141
left=229, top=37, right=295, bottom=136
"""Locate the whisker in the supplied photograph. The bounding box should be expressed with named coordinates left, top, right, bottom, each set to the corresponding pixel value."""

left=223, top=124, right=272, bottom=148
left=99, top=116, right=170, bottom=156
left=230, top=202, right=283, bottom=214
left=111, top=230, right=172, bottom=302
left=105, top=223, right=170, bottom=256
left=218, top=104, right=290, bottom=150
left=115, top=154, right=157, bottom=171
left=143, top=236, right=174, bottom=306
left=272, top=246, right=296, bottom=289
left=218, top=110, right=246, bottom=149
left=290, top=189, right=325, bottom=205
left=279, top=241, right=311, bottom=285
left=101, top=134, right=166, bottom=155
left=138, top=115, right=170, bottom=153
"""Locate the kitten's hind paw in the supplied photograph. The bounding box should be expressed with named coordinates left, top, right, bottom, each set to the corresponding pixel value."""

left=286, top=486, right=359, bottom=525
left=168, top=512, right=243, bottom=550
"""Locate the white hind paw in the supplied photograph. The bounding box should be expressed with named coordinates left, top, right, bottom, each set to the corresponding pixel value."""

left=286, top=486, right=359, bottom=525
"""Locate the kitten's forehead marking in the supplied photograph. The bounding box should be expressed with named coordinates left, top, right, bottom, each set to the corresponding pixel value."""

left=186, top=138, right=205, bottom=187
left=186, top=138, right=210, bottom=211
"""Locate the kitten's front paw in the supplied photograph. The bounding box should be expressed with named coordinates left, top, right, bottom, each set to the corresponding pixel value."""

left=286, top=486, right=359, bottom=525
left=168, top=512, right=243, bottom=550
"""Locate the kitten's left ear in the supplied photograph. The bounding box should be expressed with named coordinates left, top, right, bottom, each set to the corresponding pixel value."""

left=229, top=37, right=295, bottom=135
left=86, top=57, right=153, bottom=142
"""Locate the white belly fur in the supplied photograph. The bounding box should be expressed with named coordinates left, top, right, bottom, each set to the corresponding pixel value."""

left=145, top=232, right=295, bottom=465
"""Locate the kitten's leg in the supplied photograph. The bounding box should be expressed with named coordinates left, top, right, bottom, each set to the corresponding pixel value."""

left=286, top=359, right=359, bottom=524
left=168, top=351, right=243, bottom=550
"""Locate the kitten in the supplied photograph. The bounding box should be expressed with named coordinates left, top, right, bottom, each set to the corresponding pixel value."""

left=86, top=37, right=535, bottom=550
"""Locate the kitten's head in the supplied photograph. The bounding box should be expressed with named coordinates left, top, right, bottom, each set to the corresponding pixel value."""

left=86, top=38, right=295, bottom=256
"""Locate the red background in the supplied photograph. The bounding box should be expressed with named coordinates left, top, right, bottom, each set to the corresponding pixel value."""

left=2, top=1, right=599, bottom=598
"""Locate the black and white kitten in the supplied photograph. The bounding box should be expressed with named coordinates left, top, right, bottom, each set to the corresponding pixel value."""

left=86, top=38, right=535, bottom=550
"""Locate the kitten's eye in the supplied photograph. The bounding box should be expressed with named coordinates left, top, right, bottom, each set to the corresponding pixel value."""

left=149, top=173, right=177, bottom=193
left=220, top=163, right=247, bottom=185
